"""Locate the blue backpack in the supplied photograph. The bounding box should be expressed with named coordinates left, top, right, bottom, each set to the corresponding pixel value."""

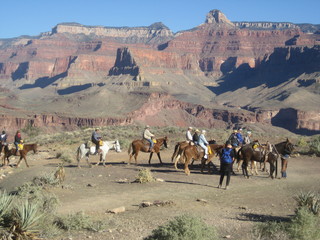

left=221, top=148, right=233, bottom=164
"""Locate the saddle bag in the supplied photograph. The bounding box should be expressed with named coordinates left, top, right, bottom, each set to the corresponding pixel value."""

left=18, top=143, right=24, bottom=150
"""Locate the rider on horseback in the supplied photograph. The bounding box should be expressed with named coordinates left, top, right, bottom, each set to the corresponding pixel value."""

left=14, top=130, right=22, bottom=155
left=236, top=128, right=244, bottom=146
left=243, top=131, right=252, bottom=145
left=186, top=127, right=193, bottom=143
left=228, top=129, right=240, bottom=147
left=0, top=130, right=7, bottom=144
left=193, top=129, right=200, bottom=145
left=199, top=130, right=209, bottom=159
left=143, top=125, right=155, bottom=152
left=91, top=128, right=102, bottom=154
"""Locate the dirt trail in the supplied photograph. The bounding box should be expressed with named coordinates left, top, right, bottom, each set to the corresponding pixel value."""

left=0, top=148, right=320, bottom=240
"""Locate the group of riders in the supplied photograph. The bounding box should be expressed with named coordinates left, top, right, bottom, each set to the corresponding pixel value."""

left=0, top=130, right=24, bottom=156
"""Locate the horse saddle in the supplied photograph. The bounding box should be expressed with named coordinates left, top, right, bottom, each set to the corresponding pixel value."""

left=85, top=141, right=94, bottom=148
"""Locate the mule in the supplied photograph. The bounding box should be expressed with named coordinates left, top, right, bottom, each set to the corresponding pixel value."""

left=128, top=137, right=168, bottom=165
left=76, top=140, right=121, bottom=168
left=171, top=141, right=191, bottom=170
left=274, top=138, right=295, bottom=178
left=182, top=143, right=223, bottom=175
left=2, top=143, right=38, bottom=167
left=237, top=142, right=267, bottom=179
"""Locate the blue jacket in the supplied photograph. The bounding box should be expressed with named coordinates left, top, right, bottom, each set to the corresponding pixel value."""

left=236, top=133, right=243, bottom=144
left=220, top=148, right=234, bottom=164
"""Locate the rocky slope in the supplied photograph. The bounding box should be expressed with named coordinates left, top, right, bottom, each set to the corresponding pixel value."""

left=0, top=9, right=319, bottom=134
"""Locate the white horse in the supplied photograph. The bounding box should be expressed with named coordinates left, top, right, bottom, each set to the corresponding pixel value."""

left=76, top=140, right=121, bottom=168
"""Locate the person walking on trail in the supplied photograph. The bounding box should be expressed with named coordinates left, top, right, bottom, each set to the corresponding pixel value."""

left=198, top=130, right=209, bottom=159
left=186, top=127, right=193, bottom=143
left=91, top=128, right=102, bottom=154
left=218, top=143, right=235, bottom=190
left=143, top=125, right=155, bottom=152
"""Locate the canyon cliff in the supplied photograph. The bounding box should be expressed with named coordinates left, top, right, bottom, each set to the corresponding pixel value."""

left=0, top=9, right=319, bottom=135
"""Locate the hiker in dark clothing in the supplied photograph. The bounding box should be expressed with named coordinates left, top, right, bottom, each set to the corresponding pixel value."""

left=218, top=143, right=235, bottom=190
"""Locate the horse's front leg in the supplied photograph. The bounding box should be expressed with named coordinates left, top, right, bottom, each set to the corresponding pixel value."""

left=101, top=153, right=109, bottom=167
left=156, top=152, right=162, bottom=164
left=148, top=152, right=154, bottom=164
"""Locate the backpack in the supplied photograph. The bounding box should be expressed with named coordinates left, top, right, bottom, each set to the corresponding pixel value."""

left=220, top=148, right=233, bottom=164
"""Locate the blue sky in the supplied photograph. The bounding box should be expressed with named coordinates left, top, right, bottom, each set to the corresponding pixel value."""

left=1, top=0, right=319, bottom=38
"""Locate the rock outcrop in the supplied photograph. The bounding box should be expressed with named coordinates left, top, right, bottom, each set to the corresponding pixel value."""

left=0, top=9, right=319, bottom=134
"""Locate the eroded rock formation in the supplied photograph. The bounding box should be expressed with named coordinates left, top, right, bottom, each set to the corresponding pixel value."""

left=0, top=9, right=319, bottom=134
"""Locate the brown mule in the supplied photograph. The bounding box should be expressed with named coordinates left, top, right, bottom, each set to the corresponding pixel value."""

left=128, top=137, right=168, bottom=165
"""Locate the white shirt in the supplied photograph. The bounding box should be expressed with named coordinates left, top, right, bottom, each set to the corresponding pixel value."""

left=186, top=130, right=193, bottom=141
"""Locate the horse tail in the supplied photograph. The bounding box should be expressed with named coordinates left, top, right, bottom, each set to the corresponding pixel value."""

left=128, top=142, right=132, bottom=155
left=76, top=146, right=81, bottom=163
left=236, top=147, right=242, bottom=162
left=171, top=143, right=179, bottom=162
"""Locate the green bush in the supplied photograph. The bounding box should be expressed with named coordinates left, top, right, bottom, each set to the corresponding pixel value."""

left=135, top=168, right=155, bottom=183
left=0, top=191, right=14, bottom=220
left=252, top=221, right=289, bottom=240
left=5, top=200, right=44, bottom=239
left=252, top=192, right=320, bottom=240
left=54, top=211, right=106, bottom=232
left=288, top=207, right=320, bottom=240
left=309, top=136, right=320, bottom=156
left=22, top=123, right=41, bottom=139
left=144, top=214, right=218, bottom=240
left=293, top=191, right=320, bottom=216
left=15, top=179, right=60, bottom=213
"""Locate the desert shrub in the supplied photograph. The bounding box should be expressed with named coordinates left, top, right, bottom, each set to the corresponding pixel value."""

left=37, top=217, right=62, bottom=239
left=293, top=191, right=320, bottom=215
left=252, top=192, right=320, bottom=240
left=54, top=211, right=106, bottom=232
left=5, top=200, right=44, bottom=239
left=308, top=136, right=320, bottom=156
left=32, top=172, right=60, bottom=187
left=56, top=152, right=72, bottom=164
left=119, top=138, right=131, bottom=150
left=287, top=207, right=320, bottom=240
left=296, top=137, right=309, bottom=154
left=15, top=180, right=60, bottom=213
left=0, top=191, right=14, bottom=221
left=22, top=123, right=41, bottom=138
left=135, top=168, right=155, bottom=183
left=252, top=221, right=289, bottom=240
left=144, top=214, right=218, bottom=240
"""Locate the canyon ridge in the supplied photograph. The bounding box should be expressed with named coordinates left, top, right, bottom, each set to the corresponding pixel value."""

left=0, top=9, right=319, bottom=135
